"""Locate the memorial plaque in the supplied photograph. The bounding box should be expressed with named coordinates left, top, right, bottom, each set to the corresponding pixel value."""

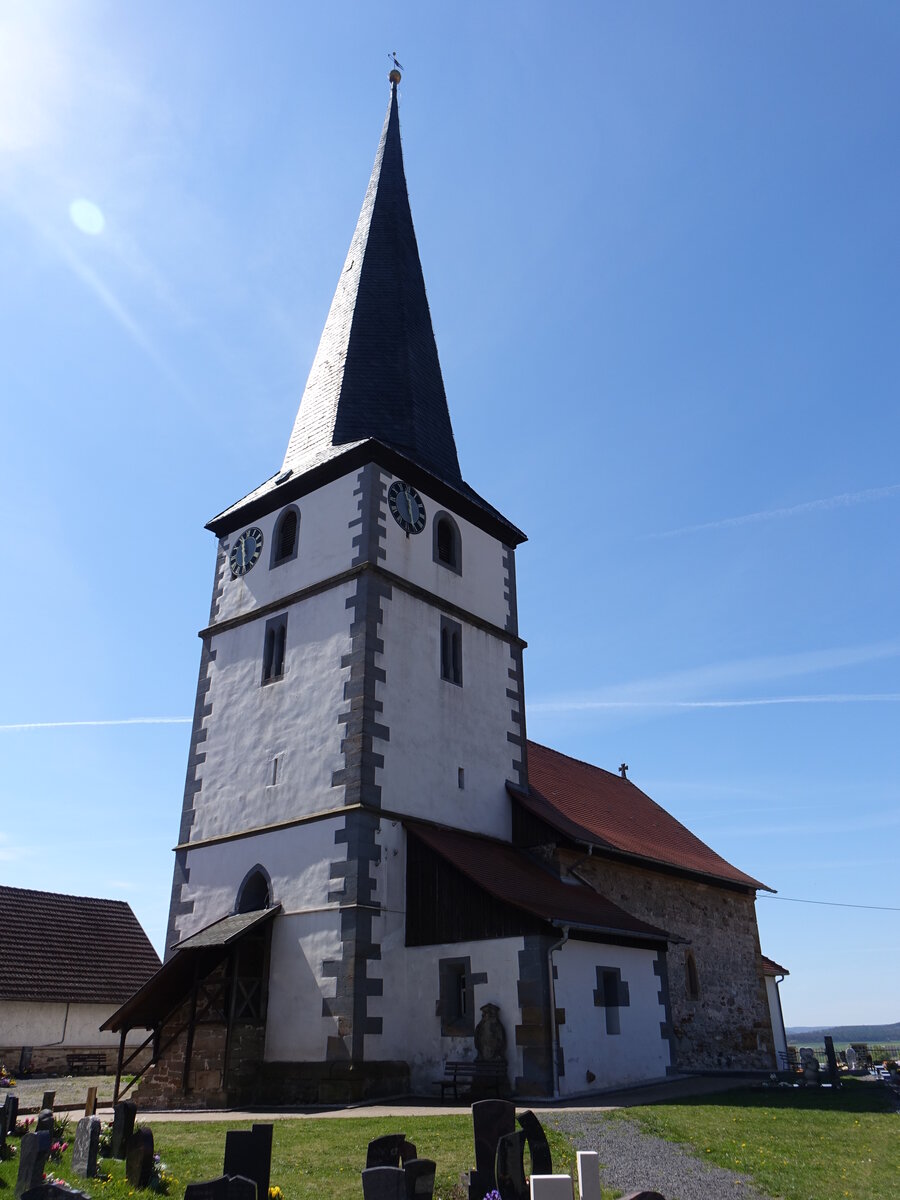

left=111, top=1101, right=137, bottom=1160
left=73, top=1116, right=101, bottom=1178
left=126, top=1127, right=155, bottom=1188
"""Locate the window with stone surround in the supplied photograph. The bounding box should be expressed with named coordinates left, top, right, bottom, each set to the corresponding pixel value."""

left=440, top=616, right=462, bottom=686
left=262, top=614, right=287, bottom=684
left=594, top=965, right=630, bottom=1035
left=437, top=956, right=480, bottom=1036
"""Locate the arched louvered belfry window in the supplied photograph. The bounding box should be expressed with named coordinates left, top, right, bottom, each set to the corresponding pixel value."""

left=433, top=512, right=461, bottom=574
left=236, top=866, right=271, bottom=914
left=270, top=506, right=300, bottom=567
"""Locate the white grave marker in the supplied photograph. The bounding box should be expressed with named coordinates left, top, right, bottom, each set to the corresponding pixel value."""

left=576, top=1152, right=602, bottom=1200
left=530, top=1176, right=574, bottom=1200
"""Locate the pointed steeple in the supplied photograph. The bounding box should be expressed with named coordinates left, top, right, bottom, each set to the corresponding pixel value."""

left=282, top=74, right=463, bottom=486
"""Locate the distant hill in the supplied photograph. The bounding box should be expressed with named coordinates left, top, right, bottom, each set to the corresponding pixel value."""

left=786, top=1021, right=900, bottom=1044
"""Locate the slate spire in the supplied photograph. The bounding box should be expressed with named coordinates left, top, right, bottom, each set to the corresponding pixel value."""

left=282, top=73, right=463, bottom=486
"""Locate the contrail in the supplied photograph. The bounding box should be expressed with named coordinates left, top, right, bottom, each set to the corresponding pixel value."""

left=649, top=483, right=900, bottom=539
left=0, top=717, right=192, bottom=732
left=530, top=693, right=900, bottom=714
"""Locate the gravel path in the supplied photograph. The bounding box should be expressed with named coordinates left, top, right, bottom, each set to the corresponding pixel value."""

left=548, top=1110, right=774, bottom=1200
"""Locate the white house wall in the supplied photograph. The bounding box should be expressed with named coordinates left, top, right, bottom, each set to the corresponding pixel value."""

left=554, top=940, right=670, bottom=1095
left=0, top=1001, right=146, bottom=1047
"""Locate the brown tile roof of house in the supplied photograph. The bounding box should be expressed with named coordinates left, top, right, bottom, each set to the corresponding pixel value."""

left=510, top=741, right=770, bottom=892
left=405, top=820, right=669, bottom=943
left=761, top=955, right=790, bottom=976
left=0, top=885, right=161, bottom=1005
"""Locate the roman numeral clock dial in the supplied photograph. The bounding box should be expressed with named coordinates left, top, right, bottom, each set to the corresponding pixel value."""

left=229, top=527, right=264, bottom=576
left=388, top=480, right=426, bottom=535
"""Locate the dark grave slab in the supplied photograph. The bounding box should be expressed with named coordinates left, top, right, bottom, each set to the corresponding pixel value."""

left=824, top=1036, right=841, bottom=1086
left=111, top=1101, right=137, bottom=1160
left=126, top=1127, right=155, bottom=1189
left=84, top=1087, right=98, bottom=1117
left=223, top=1123, right=272, bottom=1200
left=0, top=1106, right=6, bottom=1153
left=5, top=1093, right=20, bottom=1132
left=40, top=1092, right=55, bottom=1113
left=15, top=1132, right=51, bottom=1199
left=73, top=1116, right=101, bottom=1178
left=517, top=1110, right=552, bottom=1175
left=22, top=1186, right=92, bottom=1200
left=619, top=1193, right=666, bottom=1200
left=496, top=1130, right=527, bottom=1200
left=226, top=1176, right=258, bottom=1200
left=36, top=1110, right=54, bottom=1136
left=366, top=1134, right=417, bottom=1169
left=468, top=1099, right=515, bottom=1200
left=403, top=1158, right=436, bottom=1200
left=184, top=1175, right=230, bottom=1200
left=362, top=1166, right=407, bottom=1200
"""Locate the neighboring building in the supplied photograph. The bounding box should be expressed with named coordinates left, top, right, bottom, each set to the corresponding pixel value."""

left=106, top=73, right=783, bottom=1106
left=0, top=885, right=161, bottom=1075
left=761, top=955, right=790, bottom=1067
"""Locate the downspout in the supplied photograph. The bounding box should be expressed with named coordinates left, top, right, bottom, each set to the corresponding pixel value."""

left=547, top=925, right=569, bottom=1099
left=47, top=1002, right=71, bottom=1046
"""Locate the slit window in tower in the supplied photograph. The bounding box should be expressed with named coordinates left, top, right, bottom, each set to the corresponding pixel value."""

left=262, top=614, right=288, bottom=684
left=440, top=616, right=462, bottom=686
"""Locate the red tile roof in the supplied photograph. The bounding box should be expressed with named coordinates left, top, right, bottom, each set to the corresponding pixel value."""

left=0, top=885, right=161, bottom=1005
left=405, top=820, right=669, bottom=943
left=761, top=955, right=789, bottom=976
left=511, top=741, right=770, bottom=891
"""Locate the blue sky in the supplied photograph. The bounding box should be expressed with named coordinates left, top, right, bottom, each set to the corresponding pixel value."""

left=1, top=1, right=897, bottom=1029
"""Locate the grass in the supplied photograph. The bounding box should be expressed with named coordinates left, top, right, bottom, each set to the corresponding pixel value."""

left=618, top=1078, right=900, bottom=1200
left=0, top=1115, right=615, bottom=1200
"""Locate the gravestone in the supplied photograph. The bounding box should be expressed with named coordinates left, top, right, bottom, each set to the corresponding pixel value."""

left=518, top=1111, right=552, bottom=1176
left=496, top=1129, right=528, bottom=1200
left=4, top=1093, right=20, bottom=1132
left=126, top=1127, right=155, bottom=1188
left=223, top=1123, right=273, bottom=1200
left=799, top=1048, right=820, bottom=1085
left=14, top=1132, right=51, bottom=1199
left=362, top=1166, right=407, bottom=1200
left=73, top=1116, right=101, bottom=1178
left=846, top=1046, right=858, bottom=1070
left=576, top=1152, right=602, bottom=1200
left=403, top=1158, right=436, bottom=1200
left=35, top=1110, right=53, bottom=1136
left=22, top=1186, right=91, bottom=1200
left=469, top=1099, right=516, bottom=1200
left=40, top=1093, right=55, bottom=1113
left=85, top=1087, right=98, bottom=1117
left=529, top=1177, right=573, bottom=1200
left=366, top=1134, right=417, bottom=1168
left=0, top=1102, right=6, bottom=1153
left=618, top=1193, right=666, bottom=1200
left=824, top=1036, right=841, bottom=1087
left=185, top=1175, right=258, bottom=1200
left=111, top=1100, right=137, bottom=1159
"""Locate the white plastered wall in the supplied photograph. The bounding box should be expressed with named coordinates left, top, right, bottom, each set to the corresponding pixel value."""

left=190, top=585, right=353, bottom=843
left=215, top=474, right=360, bottom=624
left=377, top=588, right=515, bottom=838
left=0, top=1002, right=147, bottom=1046
left=554, top=940, right=670, bottom=1095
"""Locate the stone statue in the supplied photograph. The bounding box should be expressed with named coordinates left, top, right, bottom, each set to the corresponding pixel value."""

left=474, top=1003, right=507, bottom=1062
left=799, top=1047, right=820, bottom=1084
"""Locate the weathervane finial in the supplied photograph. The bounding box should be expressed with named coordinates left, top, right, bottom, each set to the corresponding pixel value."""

left=388, top=50, right=403, bottom=84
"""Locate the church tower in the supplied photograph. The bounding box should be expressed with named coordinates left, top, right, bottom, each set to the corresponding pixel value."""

left=164, top=72, right=530, bottom=1093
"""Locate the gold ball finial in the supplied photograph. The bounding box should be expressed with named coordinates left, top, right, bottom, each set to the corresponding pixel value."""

left=389, top=68, right=402, bottom=84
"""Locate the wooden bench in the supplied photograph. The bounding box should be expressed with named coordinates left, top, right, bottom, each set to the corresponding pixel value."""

left=437, top=1060, right=507, bottom=1100
left=66, top=1052, right=107, bottom=1075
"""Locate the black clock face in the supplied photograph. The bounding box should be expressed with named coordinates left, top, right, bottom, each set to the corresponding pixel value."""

left=230, top=527, right=264, bottom=576
left=388, top=480, right=426, bottom=534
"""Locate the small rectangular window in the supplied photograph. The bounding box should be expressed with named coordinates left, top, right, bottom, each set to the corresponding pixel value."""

left=438, top=956, right=474, bottom=1036
left=262, top=614, right=287, bottom=684
left=440, top=616, right=462, bottom=686
left=594, top=964, right=630, bottom=1036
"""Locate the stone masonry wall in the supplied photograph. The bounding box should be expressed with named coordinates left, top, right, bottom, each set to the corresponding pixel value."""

left=571, top=854, right=775, bottom=1071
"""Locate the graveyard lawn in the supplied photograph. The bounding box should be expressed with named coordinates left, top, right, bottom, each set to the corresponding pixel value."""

left=0, top=1116, right=615, bottom=1200
left=619, top=1077, right=899, bottom=1200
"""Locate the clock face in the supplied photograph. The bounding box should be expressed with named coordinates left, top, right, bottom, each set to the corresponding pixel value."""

left=388, top=480, right=426, bottom=534
left=230, top=527, right=264, bottom=576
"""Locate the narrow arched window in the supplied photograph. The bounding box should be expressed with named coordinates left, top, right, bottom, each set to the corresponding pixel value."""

left=236, top=868, right=270, bottom=913
left=270, top=506, right=300, bottom=567
left=433, top=512, right=462, bottom=574
left=262, top=614, right=287, bottom=684
left=686, top=950, right=700, bottom=1000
